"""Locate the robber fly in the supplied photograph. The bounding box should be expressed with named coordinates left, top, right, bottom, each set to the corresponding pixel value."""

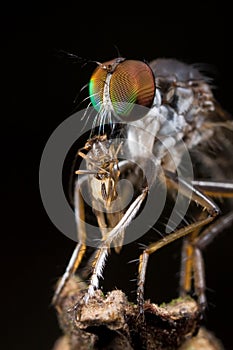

left=52, top=56, right=233, bottom=315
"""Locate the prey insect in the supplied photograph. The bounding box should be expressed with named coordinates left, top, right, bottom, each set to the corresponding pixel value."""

left=53, top=56, right=233, bottom=316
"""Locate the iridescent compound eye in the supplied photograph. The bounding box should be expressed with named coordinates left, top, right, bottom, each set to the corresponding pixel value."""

left=89, top=58, right=155, bottom=121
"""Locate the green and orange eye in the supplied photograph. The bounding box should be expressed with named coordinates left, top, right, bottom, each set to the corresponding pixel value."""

left=89, top=58, right=155, bottom=120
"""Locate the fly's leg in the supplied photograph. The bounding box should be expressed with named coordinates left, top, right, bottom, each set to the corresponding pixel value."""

left=191, top=211, right=233, bottom=310
left=191, top=180, right=233, bottom=198
left=179, top=213, right=206, bottom=299
left=83, top=189, right=148, bottom=303
left=137, top=218, right=215, bottom=314
left=52, top=176, right=88, bottom=306
left=93, top=204, right=124, bottom=250
left=179, top=181, right=233, bottom=307
left=79, top=202, right=113, bottom=280
left=52, top=242, right=86, bottom=307
left=137, top=172, right=220, bottom=314
left=179, top=237, right=195, bottom=298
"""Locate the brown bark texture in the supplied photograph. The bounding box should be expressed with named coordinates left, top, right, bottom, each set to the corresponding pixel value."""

left=52, top=276, right=224, bottom=350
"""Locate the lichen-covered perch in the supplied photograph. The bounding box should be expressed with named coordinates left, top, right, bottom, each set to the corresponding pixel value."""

left=52, top=275, right=224, bottom=350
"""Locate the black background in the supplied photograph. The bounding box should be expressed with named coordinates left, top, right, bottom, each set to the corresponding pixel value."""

left=2, top=4, right=233, bottom=350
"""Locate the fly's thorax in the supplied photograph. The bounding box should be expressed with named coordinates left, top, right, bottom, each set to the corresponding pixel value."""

left=125, top=90, right=189, bottom=165
left=149, top=58, right=215, bottom=129
left=123, top=86, right=198, bottom=180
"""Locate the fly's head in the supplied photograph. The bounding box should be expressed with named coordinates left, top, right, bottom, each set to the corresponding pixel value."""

left=88, top=57, right=156, bottom=124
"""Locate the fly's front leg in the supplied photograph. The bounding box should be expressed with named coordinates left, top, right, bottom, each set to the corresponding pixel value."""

left=52, top=176, right=88, bottom=306
left=137, top=172, right=220, bottom=314
left=83, top=189, right=148, bottom=304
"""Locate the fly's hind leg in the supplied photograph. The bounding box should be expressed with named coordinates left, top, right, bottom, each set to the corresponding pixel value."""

left=137, top=172, right=220, bottom=314
left=52, top=176, right=88, bottom=306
